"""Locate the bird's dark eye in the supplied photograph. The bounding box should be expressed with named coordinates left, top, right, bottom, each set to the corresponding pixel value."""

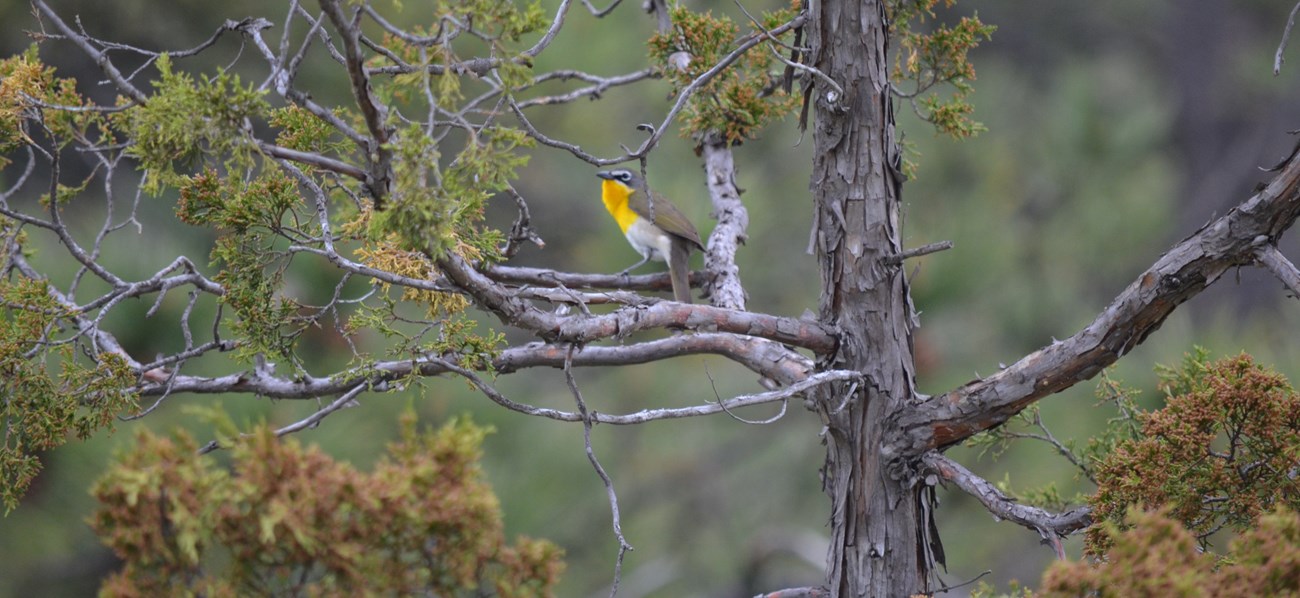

left=616, top=171, right=630, bottom=182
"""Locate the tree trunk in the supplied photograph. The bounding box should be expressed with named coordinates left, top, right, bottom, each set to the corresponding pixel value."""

left=808, top=0, right=933, bottom=595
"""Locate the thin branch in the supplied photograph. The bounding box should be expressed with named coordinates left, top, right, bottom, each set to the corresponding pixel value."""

left=508, top=14, right=806, bottom=166
left=514, top=69, right=657, bottom=109
left=273, top=383, right=367, bottom=438
left=318, top=0, right=393, bottom=205
left=1276, top=1, right=1300, bottom=75
left=1254, top=243, right=1300, bottom=297
left=196, top=383, right=368, bottom=455
left=440, top=254, right=838, bottom=354
left=922, top=452, right=1092, bottom=558
left=884, top=240, right=954, bottom=266
left=564, top=346, right=632, bottom=598
left=580, top=0, right=624, bottom=18
left=32, top=0, right=148, bottom=103
left=485, top=260, right=696, bottom=292
left=258, top=141, right=368, bottom=181
left=732, top=0, right=842, bottom=106
left=705, top=364, right=789, bottom=425
left=523, top=0, right=574, bottom=58
left=999, top=407, right=1095, bottom=484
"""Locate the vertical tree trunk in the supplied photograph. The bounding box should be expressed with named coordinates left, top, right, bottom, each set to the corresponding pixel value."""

left=807, top=0, right=932, bottom=595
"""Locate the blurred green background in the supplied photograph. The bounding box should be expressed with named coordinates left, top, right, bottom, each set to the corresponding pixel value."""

left=5, top=0, right=1300, bottom=596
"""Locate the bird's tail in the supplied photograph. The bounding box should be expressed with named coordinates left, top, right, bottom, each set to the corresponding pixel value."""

left=668, top=239, right=693, bottom=304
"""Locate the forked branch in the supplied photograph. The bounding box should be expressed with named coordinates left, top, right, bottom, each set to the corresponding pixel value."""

left=922, top=452, right=1092, bottom=559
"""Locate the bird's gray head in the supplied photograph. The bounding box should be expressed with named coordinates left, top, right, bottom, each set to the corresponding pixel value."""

left=596, top=169, right=640, bottom=187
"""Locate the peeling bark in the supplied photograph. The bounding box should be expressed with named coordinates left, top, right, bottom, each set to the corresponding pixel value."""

left=806, top=0, right=933, bottom=594
left=894, top=150, right=1300, bottom=454
left=701, top=136, right=750, bottom=310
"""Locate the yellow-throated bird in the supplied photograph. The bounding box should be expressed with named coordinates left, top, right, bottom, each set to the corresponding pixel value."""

left=597, top=169, right=704, bottom=303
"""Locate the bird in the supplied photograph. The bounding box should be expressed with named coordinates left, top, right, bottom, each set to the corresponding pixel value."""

left=596, top=169, right=704, bottom=303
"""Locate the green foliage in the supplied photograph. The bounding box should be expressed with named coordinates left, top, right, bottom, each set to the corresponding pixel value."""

left=887, top=0, right=994, bottom=175
left=970, top=579, right=1036, bottom=598
left=648, top=4, right=800, bottom=145
left=269, top=105, right=347, bottom=155
left=178, top=170, right=300, bottom=363
left=372, top=124, right=526, bottom=260
left=90, top=411, right=564, bottom=597
left=1153, top=345, right=1214, bottom=399
left=1088, top=353, right=1300, bottom=556
left=0, top=46, right=110, bottom=164
left=0, top=277, right=138, bottom=513
left=1075, top=372, right=1145, bottom=474
left=1041, top=506, right=1300, bottom=597
left=968, top=399, right=1097, bottom=510
left=380, top=0, right=545, bottom=101
left=116, top=54, right=268, bottom=194
left=177, top=169, right=296, bottom=232
left=210, top=233, right=299, bottom=362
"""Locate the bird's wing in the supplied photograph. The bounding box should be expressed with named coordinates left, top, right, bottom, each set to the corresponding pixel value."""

left=639, top=191, right=705, bottom=251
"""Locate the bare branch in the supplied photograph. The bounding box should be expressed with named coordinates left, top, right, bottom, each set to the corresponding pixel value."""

left=258, top=141, right=368, bottom=181
left=922, top=452, right=1092, bottom=558
left=1277, top=1, right=1300, bottom=75
left=897, top=151, right=1300, bottom=453
left=514, top=69, right=658, bottom=109
left=755, top=588, right=831, bottom=598
left=580, top=0, right=624, bottom=18
left=31, top=0, right=148, bottom=103
left=1254, top=243, right=1300, bottom=297
left=318, top=0, right=393, bottom=205
left=484, top=262, right=694, bottom=293
left=196, top=383, right=368, bottom=455
left=137, top=338, right=837, bottom=430
left=884, top=240, right=954, bottom=266
left=564, top=347, right=632, bottom=597
left=441, top=254, right=838, bottom=353
left=493, top=333, right=813, bottom=385
left=700, top=136, right=749, bottom=310
left=508, top=14, right=807, bottom=166
left=524, top=0, right=574, bottom=58
left=272, top=383, right=367, bottom=438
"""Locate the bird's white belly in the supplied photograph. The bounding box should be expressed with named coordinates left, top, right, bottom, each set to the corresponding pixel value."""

left=624, top=218, right=673, bottom=262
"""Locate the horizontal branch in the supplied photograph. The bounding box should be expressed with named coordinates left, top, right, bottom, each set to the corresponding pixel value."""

left=922, top=452, right=1091, bottom=557
left=450, top=364, right=858, bottom=425
left=258, top=141, right=368, bottom=181
left=896, top=144, right=1300, bottom=453
left=756, top=588, right=831, bottom=598
left=483, top=263, right=697, bottom=293
left=144, top=344, right=840, bottom=428
left=495, top=333, right=813, bottom=384
left=884, top=240, right=953, bottom=265
left=444, top=255, right=837, bottom=354
left=142, top=332, right=813, bottom=399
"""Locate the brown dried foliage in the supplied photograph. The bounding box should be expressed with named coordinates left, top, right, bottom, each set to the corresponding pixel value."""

left=1087, top=354, right=1300, bottom=556
left=1041, top=506, right=1300, bottom=597
left=89, top=413, right=563, bottom=597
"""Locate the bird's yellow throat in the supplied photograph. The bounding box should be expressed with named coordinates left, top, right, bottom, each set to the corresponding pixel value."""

left=600, top=179, right=639, bottom=234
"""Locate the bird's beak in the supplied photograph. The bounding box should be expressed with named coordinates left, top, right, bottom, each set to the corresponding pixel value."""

left=596, top=171, right=614, bottom=180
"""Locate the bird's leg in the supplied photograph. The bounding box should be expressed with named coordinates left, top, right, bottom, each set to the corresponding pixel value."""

left=617, top=255, right=652, bottom=277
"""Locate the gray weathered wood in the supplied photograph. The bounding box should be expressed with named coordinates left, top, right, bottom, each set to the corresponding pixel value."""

left=807, top=0, right=933, bottom=594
